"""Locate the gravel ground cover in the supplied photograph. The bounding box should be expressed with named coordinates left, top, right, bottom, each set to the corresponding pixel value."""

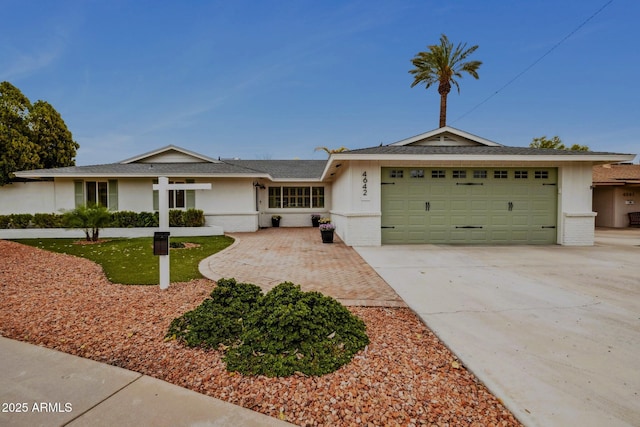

left=0, top=240, right=521, bottom=426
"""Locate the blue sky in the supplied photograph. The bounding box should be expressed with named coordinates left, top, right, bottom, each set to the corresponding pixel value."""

left=2, top=0, right=638, bottom=165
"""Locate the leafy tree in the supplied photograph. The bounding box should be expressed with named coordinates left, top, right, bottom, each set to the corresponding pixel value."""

left=409, top=34, right=482, bottom=128
left=0, top=82, right=39, bottom=185
left=529, top=135, right=589, bottom=151
left=29, top=100, right=79, bottom=169
left=0, top=81, right=78, bottom=185
left=63, top=204, right=112, bottom=241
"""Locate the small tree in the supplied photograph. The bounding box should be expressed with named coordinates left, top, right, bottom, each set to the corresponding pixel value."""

left=529, top=136, right=589, bottom=151
left=63, top=204, right=112, bottom=241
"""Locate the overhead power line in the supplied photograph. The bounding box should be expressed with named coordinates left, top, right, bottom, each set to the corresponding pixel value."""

left=452, top=0, right=614, bottom=124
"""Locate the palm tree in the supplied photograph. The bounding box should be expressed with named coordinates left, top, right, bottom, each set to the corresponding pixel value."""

left=314, top=146, right=349, bottom=156
left=409, top=34, right=482, bottom=128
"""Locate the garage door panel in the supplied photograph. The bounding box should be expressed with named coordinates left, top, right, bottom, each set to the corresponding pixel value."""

left=381, top=167, right=557, bottom=244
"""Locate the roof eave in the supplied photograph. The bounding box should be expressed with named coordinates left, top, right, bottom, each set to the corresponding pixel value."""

left=14, top=171, right=270, bottom=179
left=320, top=153, right=636, bottom=180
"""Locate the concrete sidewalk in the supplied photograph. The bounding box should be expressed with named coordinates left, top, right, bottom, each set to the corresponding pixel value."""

left=0, top=337, right=294, bottom=427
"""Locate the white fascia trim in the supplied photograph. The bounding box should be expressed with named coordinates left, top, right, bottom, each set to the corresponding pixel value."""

left=326, top=153, right=635, bottom=163
left=389, top=126, right=502, bottom=147
left=119, top=145, right=220, bottom=164
left=13, top=172, right=270, bottom=179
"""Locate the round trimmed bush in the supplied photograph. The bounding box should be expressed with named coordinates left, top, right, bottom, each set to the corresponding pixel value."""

left=224, top=282, right=369, bottom=377
left=166, top=278, right=262, bottom=348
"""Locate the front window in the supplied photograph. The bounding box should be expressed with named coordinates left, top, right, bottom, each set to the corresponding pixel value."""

left=86, top=181, right=108, bottom=207
left=169, top=181, right=185, bottom=208
left=269, top=186, right=325, bottom=208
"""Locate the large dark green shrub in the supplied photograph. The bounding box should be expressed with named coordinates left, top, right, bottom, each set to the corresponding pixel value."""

left=167, top=278, right=263, bottom=348
left=32, top=213, right=64, bottom=228
left=184, top=209, right=205, bottom=227
left=168, top=279, right=369, bottom=377
left=224, top=282, right=369, bottom=377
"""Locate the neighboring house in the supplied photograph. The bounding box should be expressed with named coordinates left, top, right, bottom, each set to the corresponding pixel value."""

left=2, top=126, right=635, bottom=246
left=592, top=163, right=640, bottom=227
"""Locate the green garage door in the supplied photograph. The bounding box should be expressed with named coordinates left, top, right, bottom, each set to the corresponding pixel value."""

left=381, top=167, right=557, bottom=244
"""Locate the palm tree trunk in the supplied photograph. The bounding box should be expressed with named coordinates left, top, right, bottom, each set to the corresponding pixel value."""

left=439, top=93, right=447, bottom=128
left=438, top=81, right=451, bottom=128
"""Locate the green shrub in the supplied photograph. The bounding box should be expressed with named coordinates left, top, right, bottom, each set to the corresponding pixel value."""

left=184, top=209, right=205, bottom=227
left=8, top=214, right=33, bottom=228
left=169, top=209, right=185, bottom=227
left=168, top=279, right=369, bottom=377
left=110, top=211, right=138, bottom=228
left=0, top=215, right=11, bottom=229
left=137, top=211, right=159, bottom=227
left=166, top=278, right=263, bottom=348
left=32, top=213, right=64, bottom=228
left=224, top=282, right=369, bottom=377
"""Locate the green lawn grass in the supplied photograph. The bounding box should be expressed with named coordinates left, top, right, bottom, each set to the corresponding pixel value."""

left=14, top=236, right=234, bottom=285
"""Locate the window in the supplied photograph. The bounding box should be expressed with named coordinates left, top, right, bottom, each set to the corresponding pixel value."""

left=86, top=181, right=108, bottom=207
left=169, top=181, right=185, bottom=208
left=535, top=170, right=549, bottom=179
left=152, top=178, right=195, bottom=211
left=283, top=187, right=310, bottom=208
left=431, top=170, right=446, bottom=178
left=410, top=169, right=424, bottom=178
left=453, top=170, right=466, bottom=179
left=312, top=187, right=325, bottom=208
left=269, top=186, right=324, bottom=208
left=494, top=170, right=508, bottom=179
left=473, top=170, right=487, bottom=179
left=515, top=170, right=528, bottom=179
left=390, top=169, right=403, bottom=178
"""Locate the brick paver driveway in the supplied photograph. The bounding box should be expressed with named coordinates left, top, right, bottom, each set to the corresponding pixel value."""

left=199, top=227, right=405, bottom=307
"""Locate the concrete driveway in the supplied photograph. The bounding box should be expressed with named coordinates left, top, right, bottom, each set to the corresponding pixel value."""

left=356, top=229, right=640, bottom=427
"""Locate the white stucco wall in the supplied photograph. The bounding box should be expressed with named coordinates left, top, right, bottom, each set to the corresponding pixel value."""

left=330, top=161, right=382, bottom=246
left=557, top=163, right=597, bottom=245
left=0, top=181, right=57, bottom=214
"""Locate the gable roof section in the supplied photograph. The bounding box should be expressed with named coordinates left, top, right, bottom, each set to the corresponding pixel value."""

left=120, top=145, right=219, bottom=164
left=593, top=164, right=640, bottom=186
left=390, top=126, right=502, bottom=147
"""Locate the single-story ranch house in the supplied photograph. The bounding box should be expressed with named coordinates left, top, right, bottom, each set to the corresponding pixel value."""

left=1, top=127, right=635, bottom=246
left=592, top=163, right=640, bottom=228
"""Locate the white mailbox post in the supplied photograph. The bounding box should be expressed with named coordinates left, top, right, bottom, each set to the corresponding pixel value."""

left=152, top=177, right=212, bottom=289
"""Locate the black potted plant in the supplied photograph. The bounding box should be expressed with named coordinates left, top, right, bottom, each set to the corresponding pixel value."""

left=311, top=214, right=321, bottom=227
left=319, top=221, right=335, bottom=243
left=271, top=215, right=281, bottom=227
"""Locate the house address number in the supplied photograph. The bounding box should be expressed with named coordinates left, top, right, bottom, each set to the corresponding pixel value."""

left=362, top=171, right=368, bottom=197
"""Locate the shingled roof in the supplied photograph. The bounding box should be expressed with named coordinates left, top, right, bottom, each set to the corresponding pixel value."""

left=15, top=159, right=328, bottom=180
left=593, top=163, right=640, bottom=185
left=341, top=145, right=628, bottom=156
left=224, top=160, right=327, bottom=180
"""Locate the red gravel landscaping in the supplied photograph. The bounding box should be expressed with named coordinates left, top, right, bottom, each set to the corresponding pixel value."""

left=0, top=240, right=521, bottom=426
